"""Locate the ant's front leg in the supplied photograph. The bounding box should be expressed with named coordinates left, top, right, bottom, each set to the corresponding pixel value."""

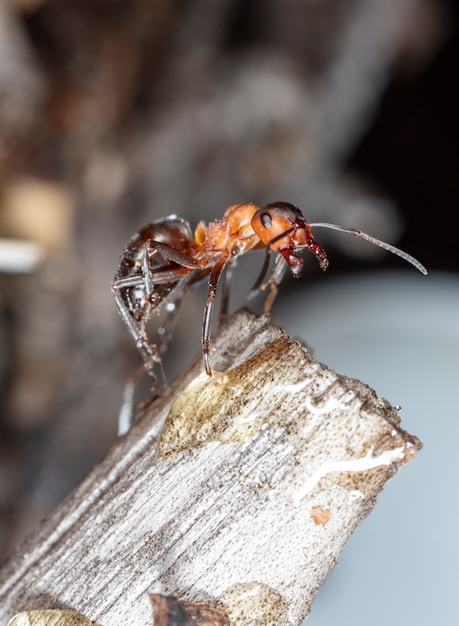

left=247, top=252, right=288, bottom=312
left=261, top=255, right=288, bottom=312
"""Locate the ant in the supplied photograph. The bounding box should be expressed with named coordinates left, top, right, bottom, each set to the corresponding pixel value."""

left=112, top=201, right=427, bottom=390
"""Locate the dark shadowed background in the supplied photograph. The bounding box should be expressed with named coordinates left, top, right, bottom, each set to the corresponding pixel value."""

left=0, top=0, right=458, bottom=624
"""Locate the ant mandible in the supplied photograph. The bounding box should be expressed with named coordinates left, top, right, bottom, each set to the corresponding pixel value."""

left=112, top=201, right=427, bottom=388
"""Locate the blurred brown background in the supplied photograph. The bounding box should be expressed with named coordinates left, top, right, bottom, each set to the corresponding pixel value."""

left=0, top=0, right=458, bottom=564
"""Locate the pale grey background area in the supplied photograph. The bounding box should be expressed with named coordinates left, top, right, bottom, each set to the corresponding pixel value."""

left=275, top=271, right=458, bottom=625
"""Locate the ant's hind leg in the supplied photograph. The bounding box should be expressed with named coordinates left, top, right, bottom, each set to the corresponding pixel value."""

left=112, top=277, right=161, bottom=386
left=117, top=333, right=163, bottom=435
left=117, top=347, right=164, bottom=436
left=117, top=364, right=147, bottom=435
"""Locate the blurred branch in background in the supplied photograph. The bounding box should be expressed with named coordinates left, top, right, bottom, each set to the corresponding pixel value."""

left=0, top=0, right=451, bottom=562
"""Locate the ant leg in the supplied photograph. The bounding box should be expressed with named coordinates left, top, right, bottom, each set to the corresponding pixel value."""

left=263, top=284, right=279, bottom=313
left=112, top=288, right=160, bottom=433
left=261, top=256, right=288, bottom=312
left=111, top=276, right=160, bottom=387
left=248, top=249, right=271, bottom=300
left=156, top=269, right=206, bottom=356
left=147, top=241, right=201, bottom=270
left=112, top=262, right=192, bottom=387
left=202, top=258, right=227, bottom=375
left=139, top=240, right=194, bottom=297
left=142, top=244, right=155, bottom=297
left=157, top=291, right=187, bottom=356
left=117, top=364, right=146, bottom=435
left=246, top=253, right=288, bottom=312
left=139, top=245, right=169, bottom=386
left=219, top=261, right=234, bottom=326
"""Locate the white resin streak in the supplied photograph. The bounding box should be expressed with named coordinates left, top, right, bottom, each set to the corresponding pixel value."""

left=0, top=311, right=421, bottom=626
left=293, top=445, right=407, bottom=504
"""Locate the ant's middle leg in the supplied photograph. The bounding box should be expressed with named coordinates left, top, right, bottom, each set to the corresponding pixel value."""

left=219, top=262, right=234, bottom=326
left=202, top=258, right=227, bottom=375
left=156, top=268, right=209, bottom=368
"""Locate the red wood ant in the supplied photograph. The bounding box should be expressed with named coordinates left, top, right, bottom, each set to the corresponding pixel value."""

left=112, top=201, right=427, bottom=388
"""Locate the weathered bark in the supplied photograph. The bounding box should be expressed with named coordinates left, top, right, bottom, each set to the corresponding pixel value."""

left=0, top=310, right=421, bottom=626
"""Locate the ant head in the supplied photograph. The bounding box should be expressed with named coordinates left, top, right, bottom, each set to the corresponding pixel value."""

left=251, top=202, right=329, bottom=277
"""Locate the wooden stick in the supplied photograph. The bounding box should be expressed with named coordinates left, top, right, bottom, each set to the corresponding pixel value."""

left=0, top=309, right=421, bottom=626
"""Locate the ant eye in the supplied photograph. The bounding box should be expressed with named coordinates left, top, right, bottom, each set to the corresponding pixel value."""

left=260, top=212, right=272, bottom=229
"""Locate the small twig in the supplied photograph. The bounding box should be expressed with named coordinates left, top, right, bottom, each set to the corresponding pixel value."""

left=0, top=310, right=421, bottom=626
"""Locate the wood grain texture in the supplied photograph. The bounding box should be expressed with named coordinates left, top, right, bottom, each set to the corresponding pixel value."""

left=7, top=609, right=101, bottom=625
left=0, top=310, right=421, bottom=626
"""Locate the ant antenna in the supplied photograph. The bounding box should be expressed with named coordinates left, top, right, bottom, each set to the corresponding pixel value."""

left=309, top=222, right=428, bottom=275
